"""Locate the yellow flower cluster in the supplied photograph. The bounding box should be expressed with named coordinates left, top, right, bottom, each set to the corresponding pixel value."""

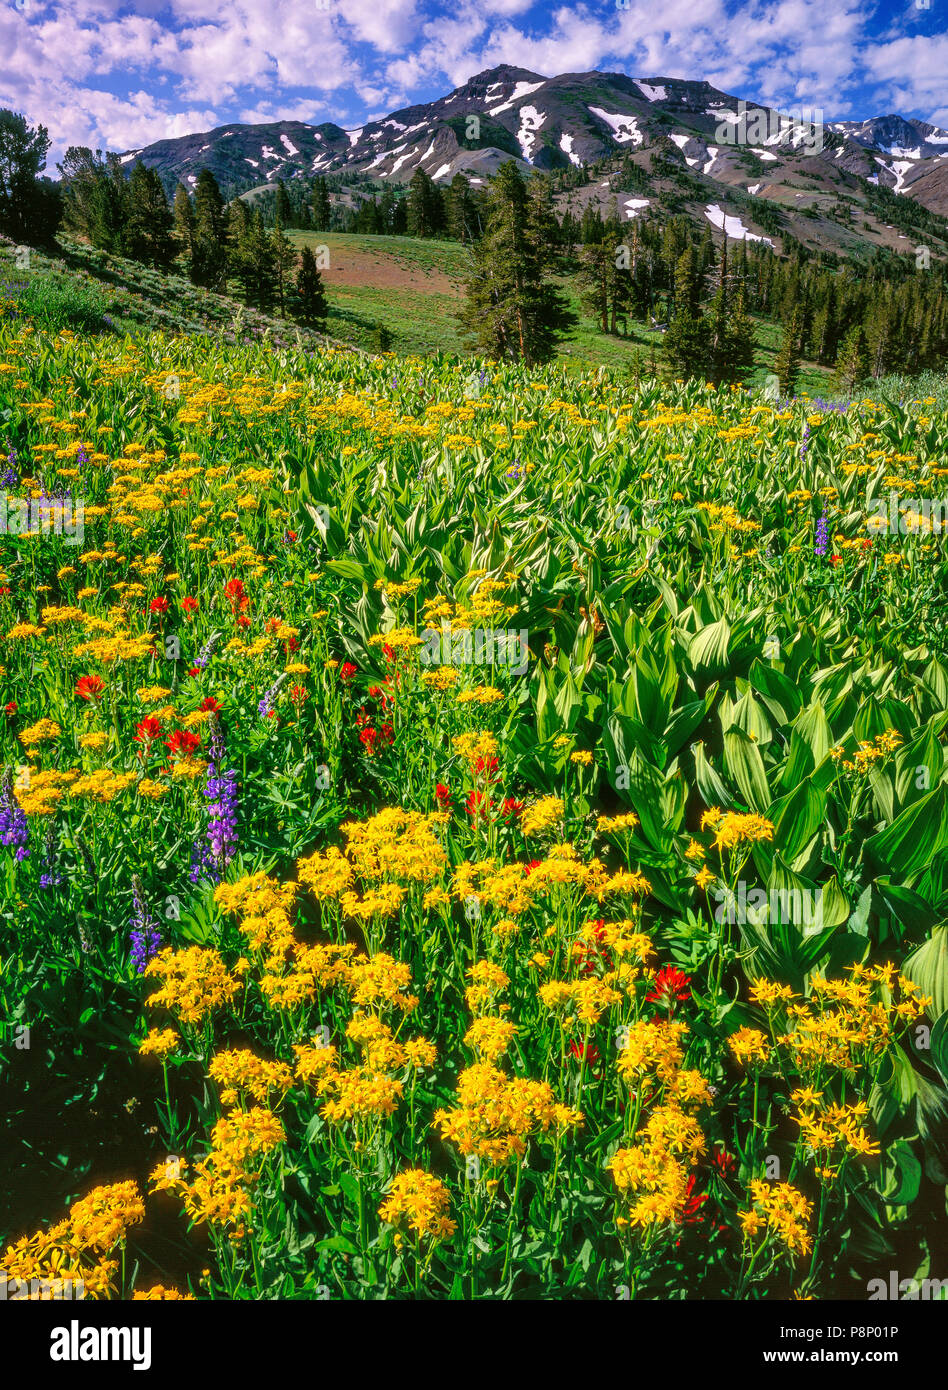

left=740, top=1181, right=812, bottom=1256
left=609, top=1018, right=712, bottom=1230
left=144, top=946, right=242, bottom=1027
left=700, top=807, right=775, bottom=853
left=2, top=1181, right=145, bottom=1299
left=378, top=1171, right=456, bottom=1247
left=435, top=1060, right=582, bottom=1166
left=150, top=1108, right=285, bottom=1240
left=207, top=1049, right=294, bottom=1108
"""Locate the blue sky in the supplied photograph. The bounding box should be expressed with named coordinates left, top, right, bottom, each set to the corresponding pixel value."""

left=3, top=0, right=948, bottom=163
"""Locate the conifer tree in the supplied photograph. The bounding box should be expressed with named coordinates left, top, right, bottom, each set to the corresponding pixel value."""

left=123, top=163, right=175, bottom=269
left=407, top=167, right=444, bottom=238
left=458, top=160, right=575, bottom=365
left=192, top=169, right=227, bottom=289
left=0, top=110, right=59, bottom=242
left=295, top=245, right=329, bottom=328
left=446, top=173, right=476, bottom=243
left=833, top=324, right=868, bottom=394
left=726, top=285, right=757, bottom=379
left=274, top=179, right=293, bottom=229
left=663, top=248, right=710, bottom=379
left=311, top=177, right=331, bottom=231
left=172, top=183, right=195, bottom=261
left=270, top=219, right=297, bottom=316
left=774, top=303, right=803, bottom=396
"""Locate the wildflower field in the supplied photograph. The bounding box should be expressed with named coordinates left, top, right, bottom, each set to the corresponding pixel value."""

left=1, top=312, right=947, bottom=1303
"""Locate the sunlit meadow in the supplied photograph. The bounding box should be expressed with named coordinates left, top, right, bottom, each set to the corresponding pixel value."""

left=1, top=308, right=947, bottom=1300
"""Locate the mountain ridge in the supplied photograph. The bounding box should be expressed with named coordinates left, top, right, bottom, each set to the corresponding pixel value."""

left=101, top=65, right=948, bottom=262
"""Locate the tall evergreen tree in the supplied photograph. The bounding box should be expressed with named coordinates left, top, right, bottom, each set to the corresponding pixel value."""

left=123, top=163, right=175, bottom=269
left=229, top=204, right=276, bottom=310
left=274, top=179, right=293, bottom=229
left=833, top=325, right=869, bottom=394
left=192, top=169, right=227, bottom=289
left=458, top=160, right=575, bottom=366
left=0, top=110, right=59, bottom=242
left=663, top=248, right=710, bottom=379
left=774, top=304, right=804, bottom=396
left=172, top=183, right=195, bottom=261
left=270, top=220, right=297, bottom=316
left=446, top=173, right=476, bottom=243
left=727, top=286, right=757, bottom=379
left=295, top=245, right=329, bottom=328
left=311, top=177, right=331, bottom=231
left=407, top=167, right=444, bottom=238
left=577, top=239, right=611, bottom=333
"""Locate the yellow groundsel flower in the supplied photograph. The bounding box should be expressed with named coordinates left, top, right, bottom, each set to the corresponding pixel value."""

left=378, top=1170, right=456, bottom=1246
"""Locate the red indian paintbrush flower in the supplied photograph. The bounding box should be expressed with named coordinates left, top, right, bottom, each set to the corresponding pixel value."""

left=224, top=578, right=249, bottom=613
left=164, top=729, right=201, bottom=759
left=466, top=790, right=492, bottom=821
left=149, top=597, right=169, bottom=616
left=199, top=697, right=222, bottom=713
left=181, top=596, right=198, bottom=618
left=645, top=965, right=692, bottom=1009
left=435, top=782, right=451, bottom=810
left=75, top=675, right=105, bottom=702
left=134, top=717, right=162, bottom=745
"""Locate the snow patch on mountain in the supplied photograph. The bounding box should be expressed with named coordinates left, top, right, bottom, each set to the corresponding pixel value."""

left=560, top=132, right=581, bottom=166
left=636, top=82, right=667, bottom=101
left=486, top=80, right=546, bottom=116
left=390, top=146, right=417, bottom=174
left=588, top=107, right=642, bottom=145
left=705, top=203, right=774, bottom=246
left=517, top=105, right=546, bottom=162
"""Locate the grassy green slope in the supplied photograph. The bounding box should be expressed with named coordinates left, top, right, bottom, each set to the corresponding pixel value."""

left=5, top=231, right=832, bottom=390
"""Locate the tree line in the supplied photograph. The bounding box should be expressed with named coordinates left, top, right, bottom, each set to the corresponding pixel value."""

left=57, top=152, right=328, bottom=327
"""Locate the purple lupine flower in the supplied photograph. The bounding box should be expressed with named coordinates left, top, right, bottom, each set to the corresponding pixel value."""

left=814, top=513, right=829, bottom=558
left=206, top=768, right=238, bottom=864
left=0, top=766, right=29, bottom=860
left=76, top=446, right=89, bottom=468
left=193, top=633, right=218, bottom=671
left=190, top=716, right=238, bottom=884
left=800, top=423, right=810, bottom=458
left=130, top=875, right=161, bottom=973
left=257, top=673, right=287, bottom=718
left=2, top=448, right=18, bottom=487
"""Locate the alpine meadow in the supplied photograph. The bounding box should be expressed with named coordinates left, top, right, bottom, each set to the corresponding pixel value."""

left=0, top=0, right=947, bottom=1337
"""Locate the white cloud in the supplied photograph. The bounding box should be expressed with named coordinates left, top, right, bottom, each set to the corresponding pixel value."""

left=1, top=0, right=945, bottom=167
